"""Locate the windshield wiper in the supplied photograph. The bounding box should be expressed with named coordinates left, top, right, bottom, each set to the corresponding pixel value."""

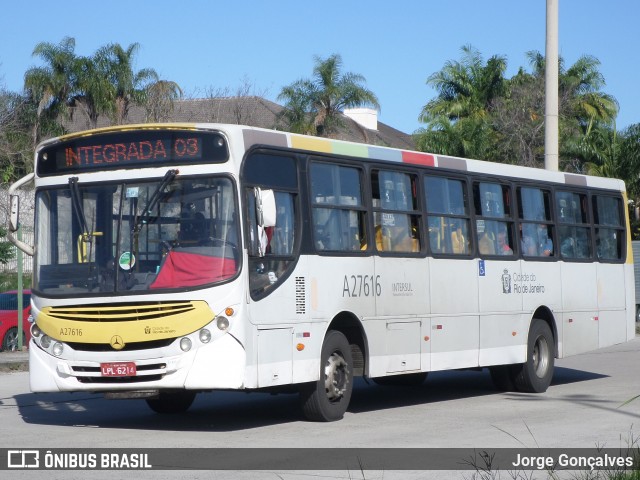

left=69, top=177, right=89, bottom=236
left=134, top=169, right=178, bottom=233
left=68, top=177, right=100, bottom=290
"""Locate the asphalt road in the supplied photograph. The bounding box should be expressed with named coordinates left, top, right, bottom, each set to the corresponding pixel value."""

left=1, top=337, right=639, bottom=480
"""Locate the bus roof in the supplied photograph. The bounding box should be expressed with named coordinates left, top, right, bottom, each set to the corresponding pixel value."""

left=44, top=122, right=626, bottom=193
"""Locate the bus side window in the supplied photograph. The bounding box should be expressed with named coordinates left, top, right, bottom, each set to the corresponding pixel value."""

left=372, top=170, right=421, bottom=254
left=425, top=175, right=470, bottom=256
left=593, top=194, right=624, bottom=261
left=311, top=163, right=367, bottom=252
left=474, top=181, right=515, bottom=257
left=556, top=190, right=591, bottom=261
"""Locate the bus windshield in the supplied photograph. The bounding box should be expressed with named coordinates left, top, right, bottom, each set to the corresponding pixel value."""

left=34, top=174, right=240, bottom=295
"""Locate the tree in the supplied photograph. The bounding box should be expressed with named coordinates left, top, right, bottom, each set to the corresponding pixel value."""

left=97, top=43, right=160, bottom=125
left=0, top=226, right=15, bottom=266
left=144, top=80, right=183, bottom=123
left=278, top=54, right=380, bottom=136
left=577, top=123, right=640, bottom=192
left=490, top=56, right=546, bottom=167
left=0, top=88, right=38, bottom=181
left=560, top=54, right=618, bottom=134
left=415, top=45, right=507, bottom=159
left=522, top=51, right=618, bottom=166
left=23, top=37, right=78, bottom=144
left=72, top=51, right=114, bottom=129
left=420, top=45, right=507, bottom=124
left=416, top=46, right=620, bottom=171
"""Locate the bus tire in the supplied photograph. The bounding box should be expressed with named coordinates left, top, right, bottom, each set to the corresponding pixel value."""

left=514, top=319, right=555, bottom=393
left=146, top=390, right=196, bottom=414
left=299, top=330, right=353, bottom=422
left=372, top=372, right=428, bottom=386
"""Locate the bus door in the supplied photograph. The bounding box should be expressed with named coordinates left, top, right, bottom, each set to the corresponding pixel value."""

left=425, top=176, right=478, bottom=371
left=371, top=170, right=428, bottom=376
left=557, top=190, right=598, bottom=357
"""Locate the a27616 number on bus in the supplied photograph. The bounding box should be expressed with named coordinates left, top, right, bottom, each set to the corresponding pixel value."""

left=342, top=274, right=381, bottom=297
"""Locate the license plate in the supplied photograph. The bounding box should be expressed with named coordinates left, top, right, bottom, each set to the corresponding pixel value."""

left=100, top=362, right=137, bottom=377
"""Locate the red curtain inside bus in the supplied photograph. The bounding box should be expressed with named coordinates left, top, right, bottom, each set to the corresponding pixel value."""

left=150, top=250, right=236, bottom=289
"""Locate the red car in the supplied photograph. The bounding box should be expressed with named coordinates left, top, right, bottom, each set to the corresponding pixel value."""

left=0, top=290, right=31, bottom=352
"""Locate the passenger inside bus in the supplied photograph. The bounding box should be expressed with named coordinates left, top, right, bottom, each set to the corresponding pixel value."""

left=478, top=231, right=496, bottom=255
left=450, top=221, right=467, bottom=254
left=496, top=226, right=513, bottom=255
left=521, top=223, right=552, bottom=256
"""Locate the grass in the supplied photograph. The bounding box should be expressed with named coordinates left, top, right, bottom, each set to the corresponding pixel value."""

left=461, top=426, right=640, bottom=480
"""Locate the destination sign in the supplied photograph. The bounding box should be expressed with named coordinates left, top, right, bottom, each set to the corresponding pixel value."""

left=37, top=129, right=228, bottom=175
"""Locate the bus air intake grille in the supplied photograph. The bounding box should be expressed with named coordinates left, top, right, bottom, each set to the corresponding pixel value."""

left=67, top=339, right=174, bottom=352
left=295, top=277, right=305, bottom=314
left=44, top=302, right=196, bottom=322
left=76, top=375, right=163, bottom=384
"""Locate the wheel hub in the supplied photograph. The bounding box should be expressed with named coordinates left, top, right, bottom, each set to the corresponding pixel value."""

left=324, top=351, right=349, bottom=401
left=532, top=335, right=550, bottom=378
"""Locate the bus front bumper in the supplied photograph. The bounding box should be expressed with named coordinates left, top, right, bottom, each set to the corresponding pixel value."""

left=28, top=333, right=246, bottom=393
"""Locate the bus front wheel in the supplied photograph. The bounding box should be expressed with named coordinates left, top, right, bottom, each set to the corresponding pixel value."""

left=513, top=319, right=555, bottom=393
left=146, top=390, right=196, bottom=414
left=299, top=330, right=353, bottom=422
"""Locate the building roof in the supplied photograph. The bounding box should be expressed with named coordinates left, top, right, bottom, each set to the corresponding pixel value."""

left=63, top=96, right=415, bottom=150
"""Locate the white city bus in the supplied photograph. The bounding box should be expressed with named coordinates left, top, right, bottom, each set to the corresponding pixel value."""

left=8, top=123, right=635, bottom=421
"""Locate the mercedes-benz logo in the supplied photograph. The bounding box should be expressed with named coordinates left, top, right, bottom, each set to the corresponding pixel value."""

left=110, top=335, right=125, bottom=350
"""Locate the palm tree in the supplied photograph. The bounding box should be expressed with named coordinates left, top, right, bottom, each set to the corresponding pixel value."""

left=97, top=43, right=160, bottom=124
left=525, top=51, right=618, bottom=134
left=278, top=54, right=380, bottom=136
left=144, top=80, right=183, bottom=122
left=577, top=123, right=640, bottom=189
left=561, top=55, right=618, bottom=135
left=417, top=46, right=619, bottom=168
left=23, top=37, right=79, bottom=143
left=419, top=45, right=507, bottom=125
left=72, top=52, right=115, bottom=129
left=416, top=45, right=507, bottom=159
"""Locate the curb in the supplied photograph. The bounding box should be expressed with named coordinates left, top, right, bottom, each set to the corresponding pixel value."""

left=0, top=352, right=29, bottom=372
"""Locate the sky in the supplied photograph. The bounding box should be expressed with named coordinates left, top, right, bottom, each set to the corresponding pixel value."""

left=0, top=0, right=638, bottom=135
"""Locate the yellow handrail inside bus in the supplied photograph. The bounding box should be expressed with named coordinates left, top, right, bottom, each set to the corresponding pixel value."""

left=77, top=232, right=103, bottom=263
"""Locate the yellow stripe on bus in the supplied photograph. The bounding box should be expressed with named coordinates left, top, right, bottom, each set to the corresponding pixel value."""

left=57, top=123, right=199, bottom=142
left=36, top=301, right=214, bottom=344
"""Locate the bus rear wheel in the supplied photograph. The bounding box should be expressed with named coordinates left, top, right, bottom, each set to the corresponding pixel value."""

left=513, top=319, right=555, bottom=393
left=146, top=390, right=196, bottom=414
left=299, top=330, right=353, bottom=422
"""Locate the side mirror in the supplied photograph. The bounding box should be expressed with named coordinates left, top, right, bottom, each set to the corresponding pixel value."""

left=9, top=195, right=19, bottom=233
left=255, top=188, right=276, bottom=228
left=251, top=188, right=277, bottom=258
left=6, top=172, right=35, bottom=256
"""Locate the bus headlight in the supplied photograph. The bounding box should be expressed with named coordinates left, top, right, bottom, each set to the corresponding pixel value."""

left=31, top=324, right=42, bottom=338
left=52, top=342, right=64, bottom=357
left=199, top=329, right=211, bottom=344
left=180, top=337, right=192, bottom=352
left=216, top=316, right=229, bottom=331
left=41, top=335, right=51, bottom=349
